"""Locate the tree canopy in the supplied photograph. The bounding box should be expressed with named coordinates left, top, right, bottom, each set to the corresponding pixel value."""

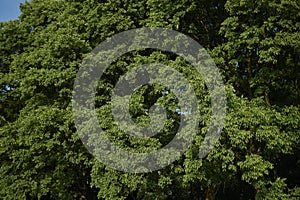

left=0, top=0, right=299, bottom=199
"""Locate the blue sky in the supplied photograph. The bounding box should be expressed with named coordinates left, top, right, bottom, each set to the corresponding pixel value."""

left=0, top=0, right=25, bottom=22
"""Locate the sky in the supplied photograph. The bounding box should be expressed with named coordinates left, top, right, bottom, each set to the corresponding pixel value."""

left=0, top=0, right=25, bottom=22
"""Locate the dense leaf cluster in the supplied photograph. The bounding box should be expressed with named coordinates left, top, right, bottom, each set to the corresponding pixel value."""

left=0, top=0, right=299, bottom=199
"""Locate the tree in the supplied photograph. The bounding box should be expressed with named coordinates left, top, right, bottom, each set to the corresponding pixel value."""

left=211, top=0, right=300, bottom=198
left=1, top=0, right=96, bottom=199
left=0, top=0, right=299, bottom=199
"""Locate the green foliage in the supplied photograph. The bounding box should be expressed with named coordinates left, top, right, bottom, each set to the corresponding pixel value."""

left=0, top=0, right=299, bottom=199
left=213, top=0, right=300, bottom=105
